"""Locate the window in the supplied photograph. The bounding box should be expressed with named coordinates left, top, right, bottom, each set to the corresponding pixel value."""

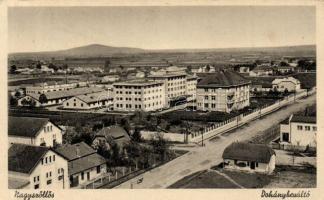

left=74, top=103, right=76, bottom=106
left=34, top=177, right=37, bottom=182
left=204, top=103, right=208, bottom=108
left=256, top=162, right=259, bottom=167
left=305, top=126, right=310, bottom=131
left=81, top=172, right=84, bottom=180
left=49, top=156, right=51, bottom=162
left=81, top=103, right=83, bottom=107
left=204, top=96, right=208, bottom=100
left=47, top=180, right=52, bottom=185
left=313, top=126, right=317, bottom=131
left=66, top=102, right=69, bottom=106
left=53, top=155, right=55, bottom=161
left=34, top=184, right=39, bottom=189
left=211, top=96, right=216, bottom=100
left=297, top=125, right=303, bottom=130
left=45, top=157, right=48, bottom=164
left=97, top=166, right=101, bottom=174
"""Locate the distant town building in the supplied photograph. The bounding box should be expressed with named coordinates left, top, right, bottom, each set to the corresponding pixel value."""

left=8, top=144, right=69, bottom=189
left=113, top=79, right=166, bottom=112
left=25, top=81, right=90, bottom=95
left=249, top=66, right=273, bottom=77
left=148, top=73, right=187, bottom=106
left=62, top=91, right=113, bottom=110
left=18, top=87, right=104, bottom=107
left=92, top=126, right=131, bottom=151
left=101, top=75, right=120, bottom=83
left=222, top=142, right=276, bottom=174
left=8, top=116, right=63, bottom=147
left=55, top=142, right=107, bottom=188
left=196, top=70, right=250, bottom=113
left=272, top=77, right=301, bottom=92
left=276, top=66, right=295, bottom=74
left=280, top=114, right=316, bottom=149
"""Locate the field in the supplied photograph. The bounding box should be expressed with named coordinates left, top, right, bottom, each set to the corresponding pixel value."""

left=169, top=165, right=316, bottom=189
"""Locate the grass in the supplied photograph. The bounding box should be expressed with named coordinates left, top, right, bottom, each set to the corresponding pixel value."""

left=222, top=170, right=271, bottom=188
left=168, top=170, right=239, bottom=189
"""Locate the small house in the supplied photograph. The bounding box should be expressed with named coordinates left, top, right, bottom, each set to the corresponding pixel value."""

left=222, top=142, right=276, bottom=174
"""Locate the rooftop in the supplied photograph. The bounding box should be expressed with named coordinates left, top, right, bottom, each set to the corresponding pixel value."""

left=95, top=126, right=130, bottom=147
left=113, top=79, right=164, bottom=86
left=198, top=70, right=251, bottom=88
left=148, top=73, right=187, bottom=78
left=8, top=144, right=49, bottom=174
left=55, top=142, right=96, bottom=161
left=290, top=115, right=316, bottom=124
left=75, top=91, right=113, bottom=104
left=222, top=142, right=275, bottom=163
left=8, top=116, right=50, bottom=138
left=272, top=77, right=300, bottom=85
left=68, top=153, right=106, bottom=175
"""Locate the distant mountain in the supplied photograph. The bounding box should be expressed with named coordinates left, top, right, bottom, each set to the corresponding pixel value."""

left=9, top=44, right=147, bottom=59
left=9, top=44, right=316, bottom=60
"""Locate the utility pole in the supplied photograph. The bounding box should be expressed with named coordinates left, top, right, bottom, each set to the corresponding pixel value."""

left=201, top=130, right=204, bottom=147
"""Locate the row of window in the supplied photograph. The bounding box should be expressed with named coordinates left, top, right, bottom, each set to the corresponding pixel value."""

left=43, top=125, right=53, bottom=133
left=203, top=86, right=248, bottom=92
left=115, top=101, right=163, bottom=109
left=167, top=81, right=186, bottom=86
left=41, top=155, right=56, bottom=165
left=168, top=86, right=186, bottom=91
left=297, top=125, right=317, bottom=131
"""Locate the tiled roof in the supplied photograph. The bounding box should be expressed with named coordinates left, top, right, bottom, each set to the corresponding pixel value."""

left=68, top=153, right=106, bottom=175
left=8, top=116, right=49, bottom=138
left=222, top=142, right=275, bottom=163
left=54, top=142, right=96, bottom=161
left=8, top=177, right=30, bottom=189
left=290, top=115, right=316, bottom=124
left=95, top=126, right=130, bottom=147
left=8, top=144, right=49, bottom=174
left=75, top=91, right=112, bottom=104
left=197, top=70, right=250, bottom=88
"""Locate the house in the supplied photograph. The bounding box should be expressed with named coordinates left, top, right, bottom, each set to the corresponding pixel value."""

left=8, top=144, right=69, bottom=189
left=18, top=87, right=104, bottom=107
left=25, top=81, right=90, bottom=95
left=280, top=114, right=316, bottom=150
left=272, top=77, right=301, bottom=92
left=222, top=142, right=276, bottom=174
left=249, top=66, right=273, bottom=77
left=92, top=126, right=131, bottom=151
left=62, top=91, right=113, bottom=110
left=55, top=142, right=107, bottom=188
left=196, top=70, right=250, bottom=113
left=101, top=75, right=120, bottom=83
left=276, top=66, right=295, bottom=74
left=8, top=116, right=63, bottom=147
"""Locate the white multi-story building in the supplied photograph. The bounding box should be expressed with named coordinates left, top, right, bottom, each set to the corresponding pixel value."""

left=272, top=77, right=301, bottom=92
left=8, top=116, right=63, bottom=147
left=148, top=73, right=187, bottom=106
left=196, top=70, right=250, bottom=113
left=280, top=114, right=317, bottom=149
left=8, top=144, right=69, bottom=189
left=113, top=79, right=166, bottom=112
left=186, top=76, right=198, bottom=102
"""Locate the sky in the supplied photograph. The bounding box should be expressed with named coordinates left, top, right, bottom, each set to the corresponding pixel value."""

left=8, top=6, right=315, bottom=53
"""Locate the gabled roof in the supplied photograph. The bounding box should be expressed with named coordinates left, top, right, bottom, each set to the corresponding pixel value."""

left=8, top=144, right=49, bottom=174
left=272, top=77, right=300, bottom=85
left=8, top=116, right=49, bottom=138
left=74, top=91, right=112, bottom=104
left=222, top=142, right=275, bottom=163
left=197, top=70, right=251, bottom=88
left=54, top=142, right=96, bottom=161
left=290, top=115, right=316, bottom=124
left=68, top=153, right=106, bottom=175
left=94, top=126, right=130, bottom=147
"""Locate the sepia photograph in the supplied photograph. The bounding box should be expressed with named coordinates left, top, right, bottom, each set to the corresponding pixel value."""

left=6, top=4, right=318, bottom=192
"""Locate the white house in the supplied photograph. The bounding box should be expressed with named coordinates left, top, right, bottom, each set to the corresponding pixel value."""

left=55, top=142, right=107, bottom=188
left=249, top=66, right=273, bottom=77
left=62, top=91, right=113, bottom=110
left=280, top=114, right=317, bottom=150
left=101, top=75, right=120, bottom=83
left=8, top=144, right=69, bottom=189
left=8, top=116, right=63, bottom=147
left=222, top=142, right=276, bottom=174
left=272, top=77, right=301, bottom=92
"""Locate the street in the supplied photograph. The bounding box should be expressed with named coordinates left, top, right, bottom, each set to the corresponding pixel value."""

left=114, top=94, right=316, bottom=189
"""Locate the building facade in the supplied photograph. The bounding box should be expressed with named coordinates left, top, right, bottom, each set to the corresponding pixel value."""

left=113, top=79, right=166, bottom=112
left=196, top=70, right=250, bottom=113
left=280, top=115, right=317, bottom=149
left=186, top=76, right=198, bottom=102
left=272, top=77, right=301, bottom=92
left=8, top=144, right=69, bottom=189
left=148, top=74, right=187, bottom=106
left=8, top=117, right=63, bottom=147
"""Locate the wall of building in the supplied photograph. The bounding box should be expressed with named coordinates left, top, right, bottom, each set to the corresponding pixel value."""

left=70, top=163, right=107, bottom=187
left=224, top=158, right=273, bottom=174
left=35, top=122, right=63, bottom=147
left=8, top=136, right=35, bottom=146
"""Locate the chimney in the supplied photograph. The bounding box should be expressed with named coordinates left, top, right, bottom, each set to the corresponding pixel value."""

left=76, top=144, right=80, bottom=158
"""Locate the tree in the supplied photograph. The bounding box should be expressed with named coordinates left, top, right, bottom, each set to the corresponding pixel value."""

left=120, top=118, right=131, bottom=134
left=48, top=63, right=59, bottom=71
left=150, top=132, right=169, bottom=162
left=62, top=64, right=68, bottom=70
left=279, top=61, right=289, bottom=67
left=10, top=65, right=17, bottom=74
left=36, top=62, right=42, bottom=69
left=132, top=127, right=142, bottom=142
left=104, top=60, right=111, bottom=72
left=39, top=94, right=48, bottom=104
